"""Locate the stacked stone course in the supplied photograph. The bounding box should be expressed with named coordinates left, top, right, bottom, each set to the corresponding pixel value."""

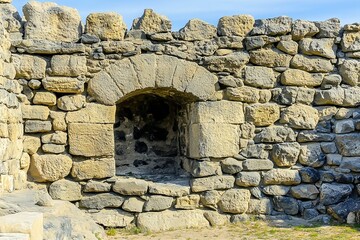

left=1, top=0, right=360, bottom=232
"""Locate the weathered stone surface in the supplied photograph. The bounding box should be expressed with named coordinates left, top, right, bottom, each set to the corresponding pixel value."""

left=183, top=159, right=221, bottom=177
left=188, top=123, right=240, bottom=158
left=33, top=92, right=56, bottom=106
left=91, top=209, right=134, bottom=228
left=122, top=197, right=145, bottom=213
left=299, top=167, right=320, bottom=183
left=66, top=103, right=115, bottom=124
left=273, top=196, right=299, bottom=215
left=246, top=103, right=280, bottom=126
left=23, top=136, right=41, bottom=155
left=24, top=120, right=52, bottom=133
left=281, top=69, right=323, bottom=87
left=290, top=184, right=319, bottom=200
left=220, top=158, right=243, bottom=174
left=299, top=38, right=336, bottom=59
left=339, top=59, right=360, bottom=86
left=340, top=157, right=360, bottom=172
left=85, top=13, right=127, bottom=41
left=291, top=54, right=333, bottom=73
left=178, top=19, right=216, bottom=41
left=41, top=132, right=67, bottom=145
left=244, top=66, right=276, bottom=89
left=262, top=185, right=290, bottom=196
left=148, top=182, right=190, bottom=197
left=314, top=88, right=345, bottom=106
left=342, top=31, right=360, bottom=52
left=280, top=104, right=319, bottom=130
left=175, top=195, right=200, bottom=210
left=299, top=143, right=326, bottom=167
left=68, top=123, right=114, bottom=157
left=84, top=180, right=111, bottom=193
left=42, top=77, right=84, bottom=93
left=315, top=18, right=341, bottom=38
left=217, top=15, right=254, bottom=37
left=49, top=111, right=66, bottom=131
left=218, top=189, right=251, bottom=214
left=271, top=142, right=300, bottom=167
left=235, top=172, right=261, bottom=187
left=334, top=119, right=355, bottom=134
left=144, top=195, right=173, bottom=211
left=29, top=154, right=72, bottom=182
left=71, top=158, right=115, bottom=180
left=132, top=9, right=171, bottom=34
left=57, top=95, right=86, bottom=111
left=277, top=40, right=298, bottom=55
left=250, top=48, right=292, bottom=67
left=263, top=169, right=301, bottom=185
left=254, top=126, right=296, bottom=143
left=22, top=105, right=49, bottom=120
left=247, top=198, right=272, bottom=214
left=319, top=183, right=353, bottom=205
left=252, top=16, right=292, bottom=36
left=204, top=211, right=230, bottom=226
left=225, top=86, right=260, bottom=103
left=42, top=144, right=65, bottom=154
left=336, top=134, right=360, bottom=157
left=49, top=179, right=82, bottom=201
left=190, top=175, right=235, bottom=192
left=113, top=178, right=148, bottom=196
left=79, top=193, right=124, bottom=209
left=291, top=20, right=319, bottom=40
left=50, top=55, right=87, bottom=77
left=204, top=51, right=249, bottom=73
left=12, top=55, right=46, bottom=80
left=242, top=159, right=273, bottom=171
left=23, top=1, right=82, bottom=42
left=328, top=198, right=360, bottom=222
left=137, top=210, right=209, bottom=232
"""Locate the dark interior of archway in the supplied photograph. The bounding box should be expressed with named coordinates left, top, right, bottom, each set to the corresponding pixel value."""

left=114, top=93, right=186, bottom=178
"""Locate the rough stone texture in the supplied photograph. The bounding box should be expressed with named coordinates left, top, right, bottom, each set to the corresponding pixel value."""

left=191, top=175, right=235, bottom=192
left=132, top=9, right=171, bottom=34
left=71, top=158, right=115, bottom=180
left=85, top=13, right=127, bottom=41
left=217, top=15, right=255, bottom=37
left=290, top=184, right=319, bottom=200
left=57, top=95, right=86, bottom=111
left=280, top=103, right=319, bottom=129
left=291, top=20, right=319, bottom=40
left=235, top=172, right=261, bottom=187
left=339, top=59, right=360, bottom=86
left=13, top=55, right=47, bottom=80
left=42, top=77, right=84, bottom=94
left=336, top=134, right=360, bottom=157
left=79, top=193, right=124, bottom=210
left=246, top=103, right=280, bottom=126
left=320, top=183, right=353, bottom=205
left=91, top=209, right=134, bottom=228
left=113, top=178, right=148, bottom=196
left=263, top=169, right=301, bottom=185
left=244, top=66, right=277, bottom=89
left=218, top=189, right=251, bottom=213
left=50, top=55, right=87, bottom=77
left=250, top=48, right=292, bottom=67
left=299, top=38, right=336, bottom=59
left=281, top=69, right=323, bottom=87
left=144, top=196, right=173, bottom=211
left=299, top=143, right=326, bottom=167
left=291, top=54, right=333, bottom=73
left=49, top=179, right=82, bottom=201
left=271, top=142, right=301, bottom=167
left=179, top=19, right=217, bottom=41
left=252, top=16, right=292, bottom=36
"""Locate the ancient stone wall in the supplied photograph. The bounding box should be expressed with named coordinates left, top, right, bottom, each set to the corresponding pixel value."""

left=1, top=0, right=360, bottom=231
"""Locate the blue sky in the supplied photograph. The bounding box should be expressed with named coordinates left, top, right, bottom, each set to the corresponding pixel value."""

left=12, top=0, right=360, bottom=30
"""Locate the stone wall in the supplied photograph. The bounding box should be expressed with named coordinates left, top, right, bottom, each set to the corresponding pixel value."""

left=2, top=0, right=360, bottom=231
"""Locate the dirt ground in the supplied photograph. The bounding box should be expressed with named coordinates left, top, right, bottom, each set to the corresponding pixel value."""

left=108, top=220, right=360, bottom=240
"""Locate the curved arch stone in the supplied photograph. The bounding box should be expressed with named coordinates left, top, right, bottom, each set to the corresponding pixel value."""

left=88, top=54, right=218, bottom=105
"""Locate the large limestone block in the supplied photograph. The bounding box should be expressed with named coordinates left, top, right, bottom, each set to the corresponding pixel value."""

left=113, top=178, right=148, bottom=196
left=42, top=77, right=84, bottom=93
left=263, top=169, right=301, bottom=185
left=315, top=18, right=341, bottom=38
left=188, top=101, right=244, bottom=124
left=336, top=134, right=360, bottom=157
left=138, top=210, right=209, bottom=232
left=254, top=126, right=296, bottom=143
left=245, top=103, right=280, bottom=127
left=0, top=3, right=22, bottom=35
left=218, top=189, right=251, bottom=214
left=66, top=103, right=115, bottom=124
left=68, top=123, right=114, bottom=157
left=203, top=51, right=249, bottom=73
left=178, top=19, right=217, bottom=41
left=342, top=30, right=360, bottom=52
left=217, top=15, right=254, bottom=37
left=79, top=193, right=124, bottom=210
left=271, top=142, right=300, bottom=167
left=24, top=120, right=52, bottom=133
left=23, top=1, right=82, bottom=42
left=190, top=175, right=234, bottom=192
left=185, top=65, right=217, bottom=101
left=339, top=59, right=360, bottom=86
left=50, top=55, right=87, bottom=77
left=280, top=103, right=319, bottom=129
left=49, top=179, right=82, bottom=201
left=320, top=183, right=353, bottom=205
left=244, top=66, right=277, bottom=89
left=71, top=157, right=115, bottom=180
left=29, top=154, right=72, bottom=182
left=107, top=58, right=139, bottom=95
left=0, top=212, right=43, bottom=240
left=12, top=55, right=46, bottom=80
left=251, top=16, right=292, bottom=36
left=290, top=54, right=333, bottom=73
left=90, top=209, right=134, bottom=228
left=85, top=13, right=127, bottom=41
left=132, top=9, right=171, bottom=34
left=340, top=157, right=360, bottom=172
left=144, top=195, right=173, bottom=211
left=188, top=123, right=240, bottom=158
left=299, top=143, right=326, bottom=167
left=291, top=20, right=319, bottom=40
left=22, top=105, right=49, bottom=120
left=281, top=69, right=323, bottom=87
left=148, top=182, right=190, bottom=197
left=249, top=48, right=292, bottom=67
left=299, top=38, right=336, bottom=59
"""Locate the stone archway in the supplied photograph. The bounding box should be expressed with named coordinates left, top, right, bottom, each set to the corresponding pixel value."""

left=88, top=54, right=218, bottom=106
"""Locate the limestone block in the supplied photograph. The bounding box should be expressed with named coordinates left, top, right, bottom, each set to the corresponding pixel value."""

left=235, top=172, right=261, bottom=187
left=190, top=175, right=234, bottom=192
left=336, top=134, right=360, bottom=157
left=277, top=40, right=298, bottom=55
left=49, top=111, right=66, bottom=131
left=271, top=142, right=300, bottom=167
left=22, top=105, right=49, bottom=120
left=319, top=183, right=353, bottom=205
left=23, top=136, right=41, bottom=155
left=144, top=195, right=173, bottom=211
left=299, top=143, right=326, bottom=167
left=220, top=158, right=243, bottom=174
left=57, top=94, right=85, bottom=111
left=244, top=66, right=277, bottom=89
left=280, top=104, right=319, bottom=129
left=339, top=59, right=360, bottom=86
left=12, top=55, right=46, bottom=80
left=217, top=15, right=254, bottom=37
left=187, top=123, right=240, bottom=158
left=291, top=54, right=333, bottom=73
left=50, top=55, right=87, bottom=77
left=23, top=1, right=82, bottom=42
left=122, top=197, right=145, bottom=213
left=85, top=13, right=127, bottom=41
left=299, top=38, right=336, bottom=59
left=66, top=103, right=115, bottom=123
left=113, top=178, right=148, bottom=196
left=314, top=88, right=345, bottom=106
left=49, top=179, right=82, bottom=201
left=314, top=18, right=341, bottom=38
left=273, top=196, right=299, bottom=215
left=41, top=131, right=67, bottom=145
left=263, top=169, right=301, bottom=185
left=41, top=144, right=65, bottom=154
left=71, top=158, right=115, bottom=180
left=28, top=80, right=41, bottom=90
left=225, top=86, right=260, bottom=103
left=84, top=180, right=111, bottom=193
left=68, top=123, right=114, bottom=157
left=245, top=103, right=280, bottom=127
left=32, top=92, right=56, bottom=106
left=242, top=159, right=273, bottom=171
left=79, top=193, right=124, bottom=210
left=291, top=20, right=319, bottom=40
left=249, top=48, right=292, bottom=67
left=137, top=210, right=209, bottom=232
left=299, top=167, right=320, bottom=183
left=251, top=16, right=291, bottom=36
left=132, top=9, right=171, bottom=34
left=203, top=51, right=250, bottom=73
left=334, top=119, right=355, bottom=134
left=182, top=159, right=221, bottom=177
left=0, top=3, right=22, bottom=35
left=129, top=54, right=156, bottom=89
left=102, top=41, right=136, bottom=54
left=91, top=209, right=134, bottom=228
left=218, top=189, right=251, bottom=214
left=175, top=195, right=200, bottom=210
left=0, top=212, right=43, bottom=240
left=29, top=154, right=72, bottom=182
left=281, top=69, right=323, bottom=87
left=340, top=157, right=360, bottom=172
left=262, top=185, right=290, bottom=196
left=148, top=182, right=190, bottom=197
left=42, top=77, right=84, bottom=94
left=254, top=126, right=296, bottom=143
left=188, top=101, right=244, bottom=124
left=342, top=31, right=360, bottom=52
left=24, top=120, right=51, bottom=133
left=290, top=184, right=319, bottom=200
left=178, top=19, right=216, bottom=41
